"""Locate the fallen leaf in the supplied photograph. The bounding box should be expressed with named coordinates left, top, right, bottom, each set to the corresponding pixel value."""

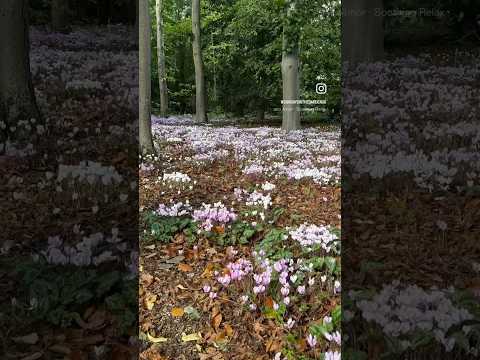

left=166, top=255, right=185, bottom=264
left=171, top=307, right=185, bottom=317
left=213, top=225, right=225, bottom=234
left=211, top=306, right=222, bottom=330
left=178, top=263, right=193, bottom=272
left=49, top=344, right=71, bottom=355
left=20, top=352, right=43, bottom=360
left=140, top=272, right=154, bottom=288
left=12, top=333, right=39, bottom=345
left=201, top=263, right=215, bottom=278
left=224, top=324, right=233, bottom=337
left=182, top=333, right=202, bottom=342
left=144, top=293, right=157, bottom=310
left=264, top=296, right=274, bottom=309
left=147, top=332, right=168, bottom=343
left=184, top=305, right=201, bottom=320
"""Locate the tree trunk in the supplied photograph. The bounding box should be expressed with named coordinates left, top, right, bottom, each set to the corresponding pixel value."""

left=51, top=0, right=69, bottom=32
left=139, top=0, right=155, bottom=155
left=281, top=2, right=300, bottom=131
left=155, top=0, right=168, bottom=117
left=191, top=0, right=208, bottom=123
left=342, top=0, right=384, bottom=64
left=0, top=0, right=41, bottom=150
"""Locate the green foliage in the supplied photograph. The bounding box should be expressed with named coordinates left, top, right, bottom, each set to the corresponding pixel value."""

left=256, top=227, right=292, bottom=260
left=213, top=221, right=257, bottom=246
left=15, top=260, right=136, bottom=334
left=149, top=0, right=341, bottom=119
left=143, top=211, right=197, bottom=243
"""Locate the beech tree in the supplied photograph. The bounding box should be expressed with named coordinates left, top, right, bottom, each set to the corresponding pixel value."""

left=155, top=0, right=168, bottom=117
left=0, top=0, right=41, bottom=149
left=281, top=0, right=301, bottom=131
left=139, top=0, right=155, bottom=154
left=342, top=0, right=384, bottom=63
left=191, top=0, right=208, bottom=123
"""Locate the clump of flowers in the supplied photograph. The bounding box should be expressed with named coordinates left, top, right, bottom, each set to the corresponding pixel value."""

left=289, top=224, right=338, bottom=252
left=355, top=281, right=474, bottom=352
left=192, top=202, right=237, bottom=231
left=162, top=171, right=191, bottom=183
left=57, top=161, right=123, bottom=185
left=155, top=201, right=191, bottom=217
left=216, top=258, right=253, bottom=286
left=261, top=181, right=276, bottom=191
left=246, top=190, right=272, bottom=210
left=38, top=229, right=125, bottom=267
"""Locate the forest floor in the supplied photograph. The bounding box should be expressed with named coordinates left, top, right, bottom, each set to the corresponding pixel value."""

left=1, top=26, right=138, bottom=359
left=139, top=117, right=341, bottom=359
left=342, top=48, right=480, bottom=357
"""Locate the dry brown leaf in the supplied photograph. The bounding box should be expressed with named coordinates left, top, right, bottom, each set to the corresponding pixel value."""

left=201, top=263, right=215, bottom=278
left=265, top=338, right=282, bottom=353
left=253, top=321, right=264, bottom=335
left=12, top=333, right=39, bottom=345
left=144, top=293, right=157, bottom=310
left=211, top=306, right=222, bottom=330
left=181, top=332, right=202, bottom=342
left=224, top=324, right=233, bottom=337
left=213, top=225, right=225, bottom=234
left=178, top=263, right=193, bottom=272
left=264, top=296, right=274, bottom=309
left=171, top=307, right=185, bottom=317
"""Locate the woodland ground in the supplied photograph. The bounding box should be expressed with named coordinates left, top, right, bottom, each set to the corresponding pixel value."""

left=342, top=46, right=480, bottom=358
left=139, top=118, right=341, bottom=359
left=1, top=26, right=138, bottom=359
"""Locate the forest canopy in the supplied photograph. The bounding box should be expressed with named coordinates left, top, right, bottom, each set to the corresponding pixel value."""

left=149, top=0, right=341, bottom=120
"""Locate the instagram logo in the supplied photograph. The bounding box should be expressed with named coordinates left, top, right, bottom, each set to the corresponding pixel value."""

left=316, top=83, right=327, bottom=94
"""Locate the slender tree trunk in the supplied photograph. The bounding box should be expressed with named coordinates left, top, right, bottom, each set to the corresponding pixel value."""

left=191, top=0, right=208, bottom=123
left=51, top=0, right=69, bottom=32
left=139, top=0, right=155, bottom=155
left=342, top=0, right=384, bottom=64
left=281, top=1, right=300, bottom=131
left=155, top=0, right=168, bottom=117
left=0, top=0, right=41, bottom=151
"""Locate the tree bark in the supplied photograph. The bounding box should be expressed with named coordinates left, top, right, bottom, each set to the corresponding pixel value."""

left=191, top=0, right=208, bottom=123
left=281, top=1, right=300, bottom=131
left=155, top=0, right=168, bottom=117
left=0, top=0, right=41, bottom=150
left=342, top=0, right=384, bottom=64
left=139, top=0, right=155, bottom=155
left=51, top=0, right=69, bottom=32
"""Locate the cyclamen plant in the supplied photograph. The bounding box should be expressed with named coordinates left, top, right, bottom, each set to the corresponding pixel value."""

left=192, top=202, right=237, bottom=231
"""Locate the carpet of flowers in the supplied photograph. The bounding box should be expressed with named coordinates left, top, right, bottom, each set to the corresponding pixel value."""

left=139, top=117, right=341, bottom=360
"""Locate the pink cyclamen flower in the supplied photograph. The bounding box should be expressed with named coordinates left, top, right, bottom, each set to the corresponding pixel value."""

left=306, top=334, right=317, bottom=348
left=308, top=277, right=315, bottom=286
left=281, top=286, right=290, bottom=296
left=209, top=292, right=217, bottom=299
left=285, top=317, right=295, bottom=329
left=253, top=285, right=266, bottom=294
left=203, top=285, right=211, bottom=293
left=332, top=331, right=341, bottom=345
left=249, top=303, right=257, bottom=311
left=273, top=302, right=279, bottom=311
left=283, top=296, right=290, bottom=305
left=240, top=295, right=249, bottom=303
left=325, top=351, right=341, bottom=360
left=297, top=285, right=306, bottom=294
